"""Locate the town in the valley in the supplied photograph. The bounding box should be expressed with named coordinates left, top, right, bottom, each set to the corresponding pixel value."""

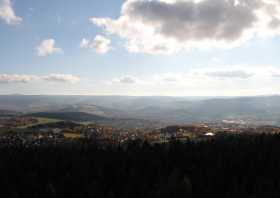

left=1, top=114, right=280, bottom=146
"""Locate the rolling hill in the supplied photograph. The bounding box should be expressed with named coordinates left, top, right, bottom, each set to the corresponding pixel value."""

left=1, top=95, right=280, bottom=126
left=27, top=112, right=110, bottom=122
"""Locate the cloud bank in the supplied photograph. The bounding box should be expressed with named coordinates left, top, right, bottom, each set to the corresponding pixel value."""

left=0, top=0, right=22, bottom=25
left=42, top=74, right=80, bottom=84
left=0, top=74, right=35, bottom=83
left=112, top=65, right=280, bottom=85
left=205, top=70, right=254, bottom=79
left=92, top=0, right=280, bottom=54
left=105, top=65, right=280, bottom=96
left=0, top=74, right=80, bottom=84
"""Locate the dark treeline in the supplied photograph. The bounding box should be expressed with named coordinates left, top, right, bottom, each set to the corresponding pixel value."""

left=1, top=134, right=280, bottom=197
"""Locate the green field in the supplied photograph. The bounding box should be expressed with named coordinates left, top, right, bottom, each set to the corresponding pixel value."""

left=18, top=117, right=62, bottom=129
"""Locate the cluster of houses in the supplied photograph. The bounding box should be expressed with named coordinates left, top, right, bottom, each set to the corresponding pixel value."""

left=1, top=117, right=280, bottom=146
left=0, top=117, right=37, bottom=128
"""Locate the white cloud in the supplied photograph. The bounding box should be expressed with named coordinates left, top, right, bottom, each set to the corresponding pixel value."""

left=113, top=76, right=138, bottom=84
left=0, top=74, right=80, bottom=84
left=91, top=0, right=280, bottom=54
left=80, top=35, right=111, bottom=54
left=0, top=0, right=22, bottom=25
left=37, top=39, right=62, bottom=57
left=42, top=74, right=80, bottom=84
left=160, top=76, right=181, bottom=83
left=0, top=74, right=36, bottom=83
left=204, top=70, right=254, bottom=79
left=154, top=73, right=184, bottom=84
left=80, top=38, right=91, bottom=49
left=195, top=65, right=280, bottom=79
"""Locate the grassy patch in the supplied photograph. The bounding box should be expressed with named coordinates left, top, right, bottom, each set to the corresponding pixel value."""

left=18, top=117, right=62, bottom=129
left=63, top=133, right=83, bottom=139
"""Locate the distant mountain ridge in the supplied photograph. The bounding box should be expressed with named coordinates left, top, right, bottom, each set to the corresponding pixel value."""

left=1, top=95, right=280, bottom=126
left=0, top=110, right=21, bottom=117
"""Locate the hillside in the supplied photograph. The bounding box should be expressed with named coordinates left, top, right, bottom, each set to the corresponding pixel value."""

left=0, top=110, right=21, bottom=117
left=1, top=95, right=280, bottom=126
left=27, top=112, right=110, bottom=122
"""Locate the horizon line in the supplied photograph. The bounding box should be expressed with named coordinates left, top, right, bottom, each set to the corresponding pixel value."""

left=0, top=94, right=279, bottom=98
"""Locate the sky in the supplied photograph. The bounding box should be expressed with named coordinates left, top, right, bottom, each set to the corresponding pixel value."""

left=0, top=0, right=280, bottom=96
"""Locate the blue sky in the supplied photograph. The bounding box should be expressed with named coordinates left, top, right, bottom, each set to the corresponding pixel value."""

left=1, top=0, right=280, bottom=96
